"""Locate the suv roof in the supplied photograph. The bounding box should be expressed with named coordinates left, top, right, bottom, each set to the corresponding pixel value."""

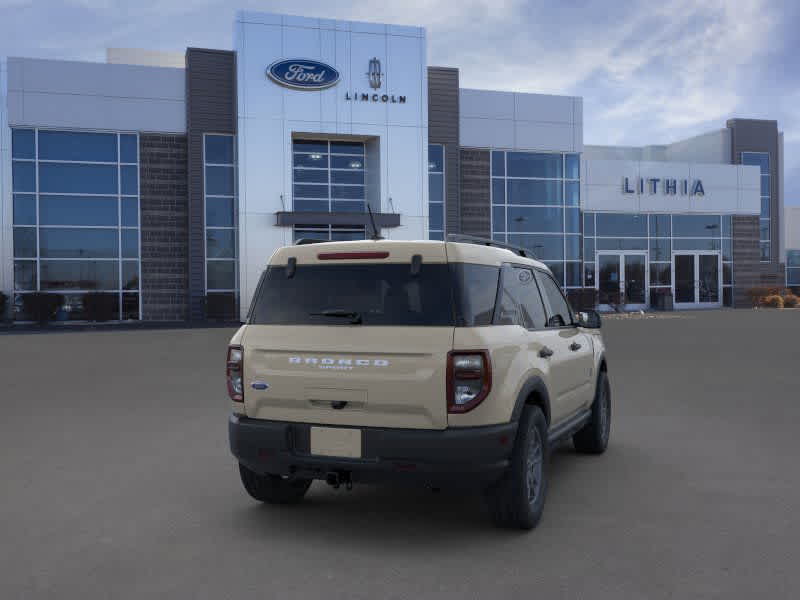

left=268, top=239, right=549, bottom=271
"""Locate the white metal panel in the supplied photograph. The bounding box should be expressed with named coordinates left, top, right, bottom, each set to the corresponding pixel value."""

left=240, top=117, right=285, bottom=215
left=459, top=117, right=514, bottom=149
left=514, top=92, right=573, bottom=124
left=459, top=89, right=514, bottom=120
left=237, top=10, right=281, bottom=25
left=282, top=26, right=325, bottom=124
left=350, top=21, right=387, bottom=35
left=349, top=32, right=388, bottom=126
left=387, top=34, right=422, bottom=127
left=514, top=120, right=574, bottom=152
left=386, top=124, right=424, bottom=218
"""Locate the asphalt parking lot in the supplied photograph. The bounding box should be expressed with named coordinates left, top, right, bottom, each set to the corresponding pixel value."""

left=2, top=309, right=799, bottom=599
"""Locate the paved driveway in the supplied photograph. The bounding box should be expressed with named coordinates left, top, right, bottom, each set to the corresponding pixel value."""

left=1, top=309, right=799, bottom=599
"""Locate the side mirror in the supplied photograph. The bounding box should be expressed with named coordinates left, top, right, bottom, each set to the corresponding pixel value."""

left=577, top=310, right=602, bottom=329
left=546, top=314, right=565, bottom=328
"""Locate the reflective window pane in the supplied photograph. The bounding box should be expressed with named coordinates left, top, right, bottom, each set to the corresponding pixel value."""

left=121, top=165, right=138, bottom=195
left=39, top=163, right=118, bottom=194
left=294, top=184, right=328, bottom=199
left=583, top=237, right=594, bottom=262
left=294, top=228, right=329, bottom=242
left=507, top=234, right=564, bottom=261
left=760, top=175, right=770, bottom=196
left=331, top=170, right=364, bottom=185
left=13, top=194, right=36, bottom=225
left=507, top=206, right=563, bottom=233
left=649, top=214, right=671, bottom=237
left=330, top=228, right=365, bottom=241
left=722, top=238, right=732, bottom=262
left=330, top=141, right=364, bottom=155
left=206, top=197, right=234, bottom=227
left=121, top=198, right=139, bottom=227
left=649, top=238, right=671, bottom=261
left=293, top=168, right=328, bottom=184
left=40, top=260, right=119, bottom=290
left=596, top=213, right=647, bottom=237
left=583, top=213, right=595, bottom=236
left=507, top=152, right=562, bottom=178
left=673, top=238, right=721, bottom=251
left=428, top=173, right=443, bottom=204
left=120, top=134, right=138, bottom=163
left=723, top=263, right=732, bottom=285
left=293, top=140, right=328, bottom=154
left=760, top=242, right=770, bottom=261
left=12, top=129, right=35, bottom=159
left=491, top=151, right=505, bottom=177
left=331, top=201, right=365, bottom=212
left=492, top=179, right=505, bottom=205
left=12, top=161, right=36, bottom=192
left=787, top=267, right=800, bottom=285
left=207, top=260, right=236, bottom=290
left=492, top=207, right=505, bottom=233
left=565, top=208, right=580, bottom=233
left=207, top=229, right=236, bottom=258
left=429, top=203, right=443, bottom=231
left=205, top=135, right=234, bottom=164
left=40, top=228, right=118, bottom=258
left=294, top=153, right=329, bottom=168
left=759, top=219, right=770, bottom=241
left=787, top=251, right=800, bottom=268
left=507, top=180, right=562, bottom=205
left=596, top=238, right=647, bottom=251
left=122, top=261, right=139, bottom=290
left=650, top=263, right=671, bottom=286
left=205, top=166, right=235, bottom=195
left=331, top=185, right=364, bottom=200
left=14, top=261, right=37, bottom=291
left=565, top=154, right=580, bottom=180
left=38, top=130, right=117, bottom=162
left=721, top=215, right=732, bottom=237
left=121, top=229, right=139, bottom=258
left=565, top=235, right=580, bottom=260
left=122, top=293, right=140, bottom=320
left=40, top=195, right=118, bottom=226
left=331, top=156, right=362, bottom=170
left=428, top=144, right=444, bottom=172
left=741, top=152, right=769, bottom=174
left=673, top=214, right=720, bottom=237
left=565, top=181, right=579, bottom=206
left=761, top=197, right=770, bottom=218
left=584, top=262, right=595, bottom=287
left=13, top=227, right=37, bottom=258
left=565, top=262, right=582, bottom=287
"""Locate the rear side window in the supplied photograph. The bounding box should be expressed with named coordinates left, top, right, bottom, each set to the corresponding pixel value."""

left=495, top=266, right=547, bottom=329
left=451, top=263, right=500, bottom=326
left=535, top=270, right=573, bottom=327
left=249, top=263, right=454, bottom=326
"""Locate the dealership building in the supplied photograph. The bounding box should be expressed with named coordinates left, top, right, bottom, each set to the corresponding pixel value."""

left=0, top=11, right=794, bottom=322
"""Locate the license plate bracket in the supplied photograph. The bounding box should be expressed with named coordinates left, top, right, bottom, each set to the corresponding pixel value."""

left=310, top=426, right=362, bottom=458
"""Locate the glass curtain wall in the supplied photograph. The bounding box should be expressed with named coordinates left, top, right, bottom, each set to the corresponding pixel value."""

left=428, top=144, right=445, bottom=240
left=583, top=212, right=733, bottom=306
left=204, top=134, right=238, bottom=312
left=491, top=151, right=581, bottom=288
left=742, top=152, right=771, bottom=262
left=787, top=250, right=800, bottom=289
left=11, top=128, right=141, bottom=320
left=291, top=139, right=366, bottom=241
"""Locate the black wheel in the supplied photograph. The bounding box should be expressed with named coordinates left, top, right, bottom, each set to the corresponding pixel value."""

left=485, top=405, right=548, bottom=530
left=238, top=464, right=312, bottom=504
left=573, top=371, right=611, bottom=454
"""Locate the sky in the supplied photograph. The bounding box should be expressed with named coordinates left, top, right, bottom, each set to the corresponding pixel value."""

left=1, top=0, right=798, bottom=205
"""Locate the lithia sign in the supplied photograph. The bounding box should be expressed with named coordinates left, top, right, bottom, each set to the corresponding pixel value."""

left=623, top=177, right=705, bottom=196
left=266, top=57, right=407, bottom=103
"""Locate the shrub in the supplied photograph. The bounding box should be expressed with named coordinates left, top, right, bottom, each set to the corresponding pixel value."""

left=83, top=292, right=118, bottom=322
left=762, top=295, right=784, bottom=308
left=0, top=292, right=7, bottom=322
left=782, top=294, right=799, bottom=308
left=21, top=293, right=65, bottom=324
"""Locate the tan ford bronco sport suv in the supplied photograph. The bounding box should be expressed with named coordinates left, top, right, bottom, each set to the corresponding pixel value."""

left=227, top=235, right=610, bottom=529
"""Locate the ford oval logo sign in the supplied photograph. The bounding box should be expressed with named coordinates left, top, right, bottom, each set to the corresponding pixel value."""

left=267, top=59, right=340, bottom=90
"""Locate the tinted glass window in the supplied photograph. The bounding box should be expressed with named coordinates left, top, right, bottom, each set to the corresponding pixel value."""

left=293, top=140, right=328, bottom=154
left=40, top=228, right=118, bottom=258
left=208, top=260, right=236, bottom=290
left=741, top=152, right=769, bottom=174
left=673, top=238, right=721, bottom=251
left=565, top=154, right=579, bottom=179
left=507, top=179, right=562, bottom=205
left=650, top=263, right=671, bottom=286
left=492, top=179, right=505, bottom=205
left=250, top=264, right=454, bottom=326
left=14, top=260, right=37, bottom=291
left=205, top=135, right=234, bottom=164
left=565, top=208, right=580, bottom=233
left=120, top=134, right=138, bottom=163
left=721, top=215, right=732, bottom=237
left=597, top=238, right=647, bottom=251
left=331, top=200, right=365, bottom=212
left=206, top=229, right=236, bottom=258
left=507, top=234, right=564, bottom=261
left=294, top=168, right=328, bottom=184
left=206, top=197, right=234, bottom=227
left=13, top=227, right=36, bottom=258
left=565, top=235, right=581, bottom=260
left=565, top=262, right=582, bottom=287
left=452, top=263, right=499, bottom=326
left=536, top=270, right=573, bottom=327
left=121, top=165, right=138, bottom=195
left=13, top=194, right=36, bottom=225
left=331, top=185, right=364, bottom=200
left=330, top=141, right=364, bottom=155
left=787, top=250, right=800, bottom=268
left=495, top=267, right=546, bottom=329
left=429, top=203, right=444, bottom=231
left=565, top=181, right=579, bottom=206
left=121, top=198, right=139, bottom=227
left=12, top=129, right=35, bottom=159
left=583, top=213, right=595, bottom=236
left=507, top=153, right=562, bottom=178
left=332, top=170, right=365, bottom=185
left=122, top=261, right=139, bottom=290
left=649, top=214, right=671, bottom=237
left=649, top=238, right=671, bottom=261
left=206, top=166, right=235, bottom=195
left=491, top=151, right=505, bottom=177
left=673, top=214, right=720, bottom=237
left=121, top=229, right=139, bottom=258
left=39, top=163, right=118, bottom=194
left=596, top=213, right=647, bottom=237
left=428, top=173, right=444, bottom=203
left=40, top=260, right=119, bottom=290
left=294, top=153, right=329, bottom=168
left=40, top=195, right=118, bottom=226
left=506, top=206, right=563, bottom=233
left=38, top=131, right=117, bottom=162
left=12, top=161, right=36, bottom=192
left=331, top=155, right=363, bottom=170
left=428, top=145, right=444, bottom=172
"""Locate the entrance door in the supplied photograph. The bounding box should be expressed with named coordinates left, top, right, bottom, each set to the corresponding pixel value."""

left=596, top=252, right=648, bottom=311
left=672, top=252, right=721, bottom=309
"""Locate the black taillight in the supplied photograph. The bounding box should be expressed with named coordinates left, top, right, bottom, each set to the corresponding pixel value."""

left=447, top=350, right=492, bottom=413
left=227, top=345, right=244, bottom=402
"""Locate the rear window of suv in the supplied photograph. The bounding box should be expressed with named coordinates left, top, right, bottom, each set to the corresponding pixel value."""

left=249, top=263, right=456, bottom=326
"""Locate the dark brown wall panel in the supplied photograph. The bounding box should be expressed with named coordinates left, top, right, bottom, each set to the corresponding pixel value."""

left=428, top=67, right=460, bottom=234
left=459, top=149, right=491, bottom=238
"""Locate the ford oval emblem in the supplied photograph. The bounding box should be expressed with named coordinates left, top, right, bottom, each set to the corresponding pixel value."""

left=267, top=59, right=340, bottom=90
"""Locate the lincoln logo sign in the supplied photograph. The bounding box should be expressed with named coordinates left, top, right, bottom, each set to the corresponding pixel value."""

left=266, top=59, right=340, bottom=90
left=623, top=177, right=705, bottom=196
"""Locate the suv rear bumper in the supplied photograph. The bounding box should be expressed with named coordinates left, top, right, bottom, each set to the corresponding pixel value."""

left=229, top=414, right=517, bottom=486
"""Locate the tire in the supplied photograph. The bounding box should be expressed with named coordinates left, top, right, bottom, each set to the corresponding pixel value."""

left=573, top=371, right=611, bottom=454
left=485, top=405, right=548, bottom=530
left=238, top=464, right=312, bottom=504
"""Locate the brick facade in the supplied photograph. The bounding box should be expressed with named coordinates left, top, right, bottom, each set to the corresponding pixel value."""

left=139, top=134, right=189, bottom=321
left=459, top=149, right=491, bottom=238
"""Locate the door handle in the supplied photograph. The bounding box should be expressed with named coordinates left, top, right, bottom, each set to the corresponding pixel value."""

left=539, top=346, right=554, bottom=358
left=569, top=342, right=582, bottom=351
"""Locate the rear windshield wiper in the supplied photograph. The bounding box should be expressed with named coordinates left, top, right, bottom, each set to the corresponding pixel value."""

left=309, top=309, right=363, bottom=324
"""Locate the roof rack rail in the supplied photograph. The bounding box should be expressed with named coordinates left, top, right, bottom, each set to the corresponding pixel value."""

left=446, top=234, right=536, bottom=259
left=295, top=238, right=327, bottom=245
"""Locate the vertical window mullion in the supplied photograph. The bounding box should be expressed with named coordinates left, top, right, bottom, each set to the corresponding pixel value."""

left=35, top=128, right=41, bottom=293
left=117, top=133, right=123, bottom=320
